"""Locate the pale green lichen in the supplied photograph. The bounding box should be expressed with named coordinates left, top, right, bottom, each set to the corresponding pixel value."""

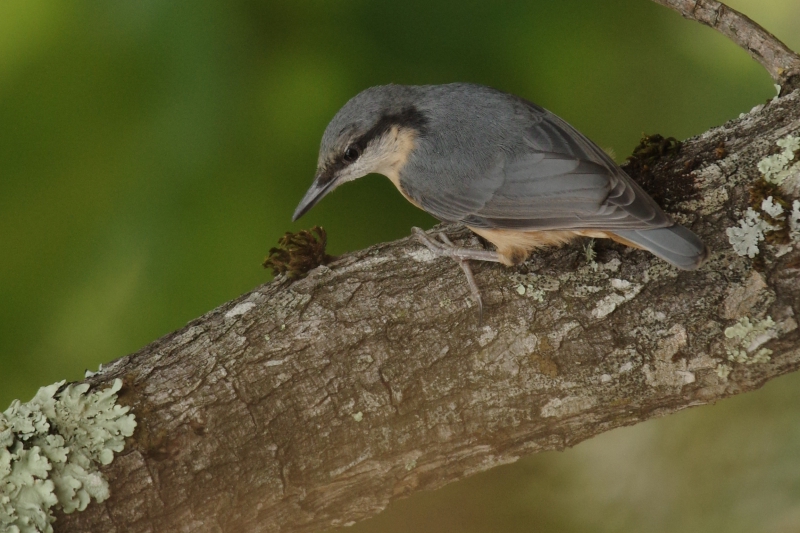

left=747, top=197, right=800, bottom=257
left=592, top=279, right=642, bottom=319
left=726, top=208, right=774, bottom=258
left=724, top=316, right=776, bottom=365
left=758, top=134, right=799, bottom=185
left=510, top=273, right=548, bottom=302
left=528, top=289, right=545, bottom=302
left=715, top=363, right=732, bottom=380
left=727, top=133, right=800, bottom=257
left=1, top=379, right=136, bottom=533
left=583, top=238, right=597, bottom=265
left=761, top=196, right=785, bottom=219
left=791, top=200, right=800, bottom=240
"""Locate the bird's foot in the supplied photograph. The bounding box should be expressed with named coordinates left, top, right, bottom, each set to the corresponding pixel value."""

left=412, top=227, right=501, bottom=325
left=411, top=227, right=502, bottom=263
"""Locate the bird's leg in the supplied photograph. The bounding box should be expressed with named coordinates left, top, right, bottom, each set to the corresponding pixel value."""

left=437, top=234, right=484, bottom=325
left=411, top=227, right=502, bottom=263
left=412, top=227, right=500, bottom=325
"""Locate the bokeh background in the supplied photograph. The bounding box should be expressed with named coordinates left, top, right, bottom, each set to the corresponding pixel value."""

left=1, top=1, right=799, bottom=531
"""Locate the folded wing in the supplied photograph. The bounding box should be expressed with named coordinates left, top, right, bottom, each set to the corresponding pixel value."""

left=409, top=107, right=673, bottom=232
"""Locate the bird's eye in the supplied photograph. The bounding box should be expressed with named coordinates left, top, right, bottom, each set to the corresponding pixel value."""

left=343, top=146, right=360, bottom=163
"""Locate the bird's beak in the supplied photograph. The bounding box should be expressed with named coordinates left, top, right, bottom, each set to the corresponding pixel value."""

left=292, top=173, right=336, bottom=221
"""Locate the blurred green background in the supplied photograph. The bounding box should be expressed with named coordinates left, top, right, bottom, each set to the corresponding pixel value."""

left=1, top=0, right=799, bottom=531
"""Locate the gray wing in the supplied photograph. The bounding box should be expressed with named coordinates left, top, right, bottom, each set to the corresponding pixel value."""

left=406, top=108, right=672, bottom=231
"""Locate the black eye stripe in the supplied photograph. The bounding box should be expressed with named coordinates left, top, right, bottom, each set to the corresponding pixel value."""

left=320, top=106, right=428, bottom=183
left=351, top=106, right=428, bottom=153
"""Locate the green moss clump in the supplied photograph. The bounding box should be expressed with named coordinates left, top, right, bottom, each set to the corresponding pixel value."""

left=624, top=134, right=695, bottom=209
left=263, top=226, right=334, bottom=280
left=628, top=133, right=682, bottom=164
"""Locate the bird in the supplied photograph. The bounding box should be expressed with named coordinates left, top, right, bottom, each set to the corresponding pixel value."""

left=293, top=83, right=708, bottom=319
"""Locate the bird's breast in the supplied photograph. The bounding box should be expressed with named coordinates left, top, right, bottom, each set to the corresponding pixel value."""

left=379, top=126, right=425, bottom=209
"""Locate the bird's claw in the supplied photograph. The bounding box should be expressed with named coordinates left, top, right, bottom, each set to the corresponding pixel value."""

left=411, top=227, right=501, bottom=263
left=412, top=227, right=447, bottom=255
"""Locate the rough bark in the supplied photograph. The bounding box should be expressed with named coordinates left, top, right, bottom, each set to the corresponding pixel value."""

left=650, top=0, right=800, bottom=93
left=52, top=88, right=800, bottom=533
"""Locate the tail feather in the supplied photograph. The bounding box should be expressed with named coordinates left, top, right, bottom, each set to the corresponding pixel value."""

left=613, top=225, right=708, bottom=270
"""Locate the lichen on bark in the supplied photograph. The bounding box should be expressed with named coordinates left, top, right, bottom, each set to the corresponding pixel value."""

left=1, top=379, right=136, bottom=533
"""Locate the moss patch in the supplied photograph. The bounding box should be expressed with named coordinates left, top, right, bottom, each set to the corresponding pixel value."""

left=623, top=133, right=696, bottom=209
left=263, top=226, right=334, bottom=280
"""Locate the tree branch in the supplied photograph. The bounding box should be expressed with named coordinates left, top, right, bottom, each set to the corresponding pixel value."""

left=51, top=88, right=800, bottom=532
left=649, top=0, right=800, bottom=94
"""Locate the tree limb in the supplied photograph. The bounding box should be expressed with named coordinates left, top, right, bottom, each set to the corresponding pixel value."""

left=649, top=0, right=800, bottom=94
left=52, top=88, right=800, bottom=532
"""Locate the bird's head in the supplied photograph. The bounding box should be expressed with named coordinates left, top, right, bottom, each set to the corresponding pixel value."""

left=292, top=85, right=427, bottom=221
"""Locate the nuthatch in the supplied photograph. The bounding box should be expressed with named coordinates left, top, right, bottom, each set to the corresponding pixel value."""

left=293, top=83, right=708, bottom=317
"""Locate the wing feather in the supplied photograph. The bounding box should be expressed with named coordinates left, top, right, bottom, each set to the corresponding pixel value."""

left=406, top=106, right=671, bottom=231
